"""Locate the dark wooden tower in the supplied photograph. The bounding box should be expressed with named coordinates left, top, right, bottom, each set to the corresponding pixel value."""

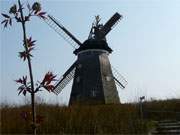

left=44, top=13, right=127, bottom=105
left=70, top=40, right=119, bottom=104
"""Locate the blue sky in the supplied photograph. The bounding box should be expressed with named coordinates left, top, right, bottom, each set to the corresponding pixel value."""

left=1, top=0, right=180, bottom=105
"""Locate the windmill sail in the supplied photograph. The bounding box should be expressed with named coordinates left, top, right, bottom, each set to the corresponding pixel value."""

left=100, top=12, right=122, bottom=38
left=53, top=61, right=77, bottom=95
left=44, top=15, right=82, bottom=49
left=112, top=66, right=127, bottom=89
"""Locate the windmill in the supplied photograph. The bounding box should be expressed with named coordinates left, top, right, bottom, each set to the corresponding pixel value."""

left=44, top=12, right=127, bottom=105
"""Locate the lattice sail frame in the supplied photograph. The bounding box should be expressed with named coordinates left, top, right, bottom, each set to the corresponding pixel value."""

left=44, top=15, right=81, bottom=49
left=112, top=66, right=128, bottom=89
left=54, top=64, right=127, bottom=95
left=53, top=62, right=77, bottom=95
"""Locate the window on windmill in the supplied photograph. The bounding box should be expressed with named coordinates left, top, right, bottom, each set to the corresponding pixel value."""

left=106, top=76, right=112, bottom=81
left=91, top=90, right=96, bottom=97
left=76, top=76, right=80, bottom=83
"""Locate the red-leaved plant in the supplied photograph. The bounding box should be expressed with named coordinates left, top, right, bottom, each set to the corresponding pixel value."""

left=1, top=1, right=56, bottom=134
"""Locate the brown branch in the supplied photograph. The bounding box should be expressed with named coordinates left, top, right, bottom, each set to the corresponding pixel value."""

left=18, top=0, right=36, bottom=134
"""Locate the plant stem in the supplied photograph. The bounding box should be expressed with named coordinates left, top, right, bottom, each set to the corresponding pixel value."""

left=18, top=0, right=36, bottom=134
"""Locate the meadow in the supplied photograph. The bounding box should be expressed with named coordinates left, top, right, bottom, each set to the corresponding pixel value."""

left=1, top=99, right=180, bottom=134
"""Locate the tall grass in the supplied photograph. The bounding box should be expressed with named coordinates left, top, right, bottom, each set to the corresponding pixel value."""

left=0, top=99, right=179, bottom=134
left=143, top=99, right=180, bottom=120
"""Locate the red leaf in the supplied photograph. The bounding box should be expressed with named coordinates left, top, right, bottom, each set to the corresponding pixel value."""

left=37, top=12, right=46, bottom=19
left=19, top=51, right=27, bottom=61
left=39, top=15, right=46, bottom=19
left=41, top=72, right=56, bottom=85
left=19, top=48, right=33, bottom=61
left=26, top=37, right=36, bottom=48
left=23, top=90, right=27, bottom=96
left=17, top=86, right=31, bottom=96
left=32, top=2, right=41, bottom=14
left=15, top=76, right=27, bottom=85
left=38, top=12, right=46, bottom=16
left=34, top=10, right=39, bottom=14
left=9, top=4, right=17, bottom=14
left=44, top=85, right=55, bottom=92
left=16, top=76, right=30, bottom=96
left=41, top=72, right=57, bottom=92
left=1, top=19, right=7, bottom=24
left=15, top=78, right=23, bottom=84
left=4, top=21, right=8, bottom=27
left=29, top=53, right=33, bottom=58
left=18, top=87, right=24, bottom=95
left=1, top=13, right=10, bottom=18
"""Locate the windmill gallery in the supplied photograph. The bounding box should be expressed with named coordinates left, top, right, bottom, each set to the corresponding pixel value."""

left=44, top=12, right=127, bottom=105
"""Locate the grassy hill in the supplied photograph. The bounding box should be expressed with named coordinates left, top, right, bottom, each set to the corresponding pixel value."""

left=1, top=99, right=180, bottom=134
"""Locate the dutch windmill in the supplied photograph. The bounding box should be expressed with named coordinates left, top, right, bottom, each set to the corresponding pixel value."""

left=44, top=12, right=127, bottom=105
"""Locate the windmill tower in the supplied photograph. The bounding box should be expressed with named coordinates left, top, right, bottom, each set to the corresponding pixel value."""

left=44, top=12, right=127, bottom=105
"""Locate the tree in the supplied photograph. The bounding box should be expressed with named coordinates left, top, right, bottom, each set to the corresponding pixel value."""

left=1, top=1, right=56, bottom=134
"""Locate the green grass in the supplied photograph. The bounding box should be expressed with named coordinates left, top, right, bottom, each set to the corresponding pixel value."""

left=0, top=99, right=179, bottom=134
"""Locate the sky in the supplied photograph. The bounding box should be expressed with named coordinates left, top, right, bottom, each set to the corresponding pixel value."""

left=0, top=0, right=180, bottom=105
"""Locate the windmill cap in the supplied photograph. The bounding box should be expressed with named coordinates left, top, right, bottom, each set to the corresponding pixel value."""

left=73, top=39, right=113, bottom=55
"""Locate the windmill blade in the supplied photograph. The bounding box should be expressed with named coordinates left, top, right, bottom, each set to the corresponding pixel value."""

left=44, top=15, right=82, bottom=49
left=112, top=66, right=127, bottom=89
left=53, top=61, right=77, bottom=95
left=100, top=12, right=122, bottom=38
left=113, top=76, right=126, bottom=89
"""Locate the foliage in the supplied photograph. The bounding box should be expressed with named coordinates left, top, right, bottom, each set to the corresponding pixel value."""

left=1, top=2, right=46, bottom=28
left=1, top=0, right=57, bottom=98
left=1, top=1, right=56, bottom=134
